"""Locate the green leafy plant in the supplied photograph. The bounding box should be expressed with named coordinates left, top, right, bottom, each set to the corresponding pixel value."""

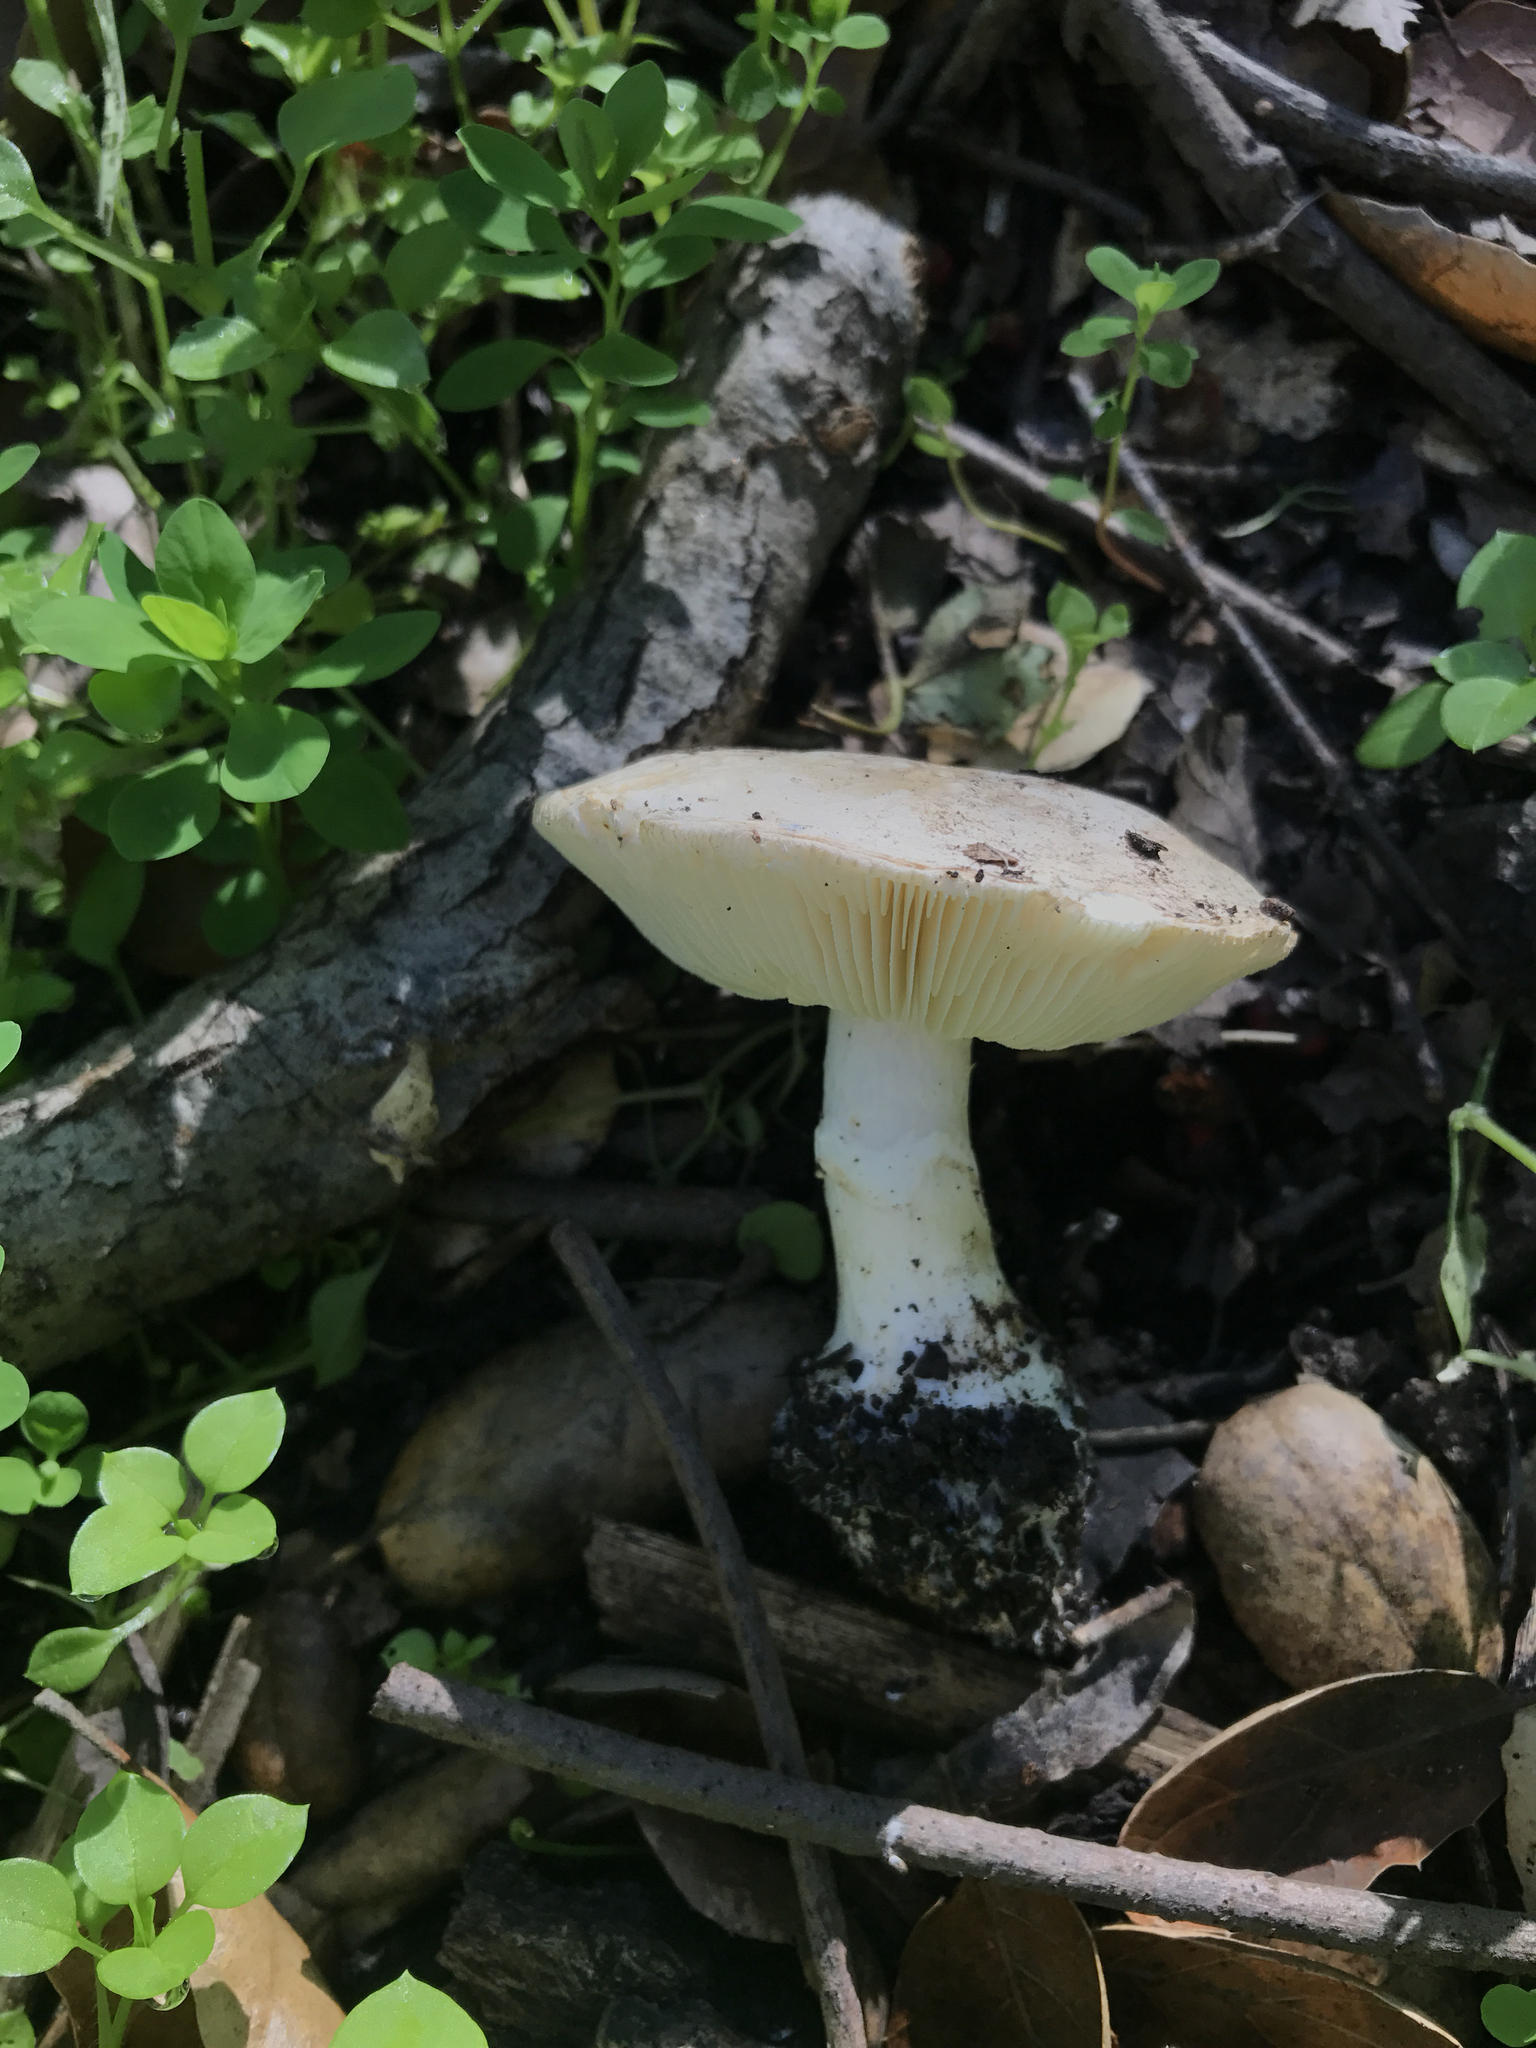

left=1436, top=1028, right=1536, bottom=1384
left=900, top=376, right=1063, bottom=564
left=14, top=494, right=431, bottom=1001
left=382, top=1626, right=527, bottom=1694
left=0, top=1771, right=304, bottom=2048
left=722, top=0, right=890, bottom=196
left=1358, top=530, right=1536, bottom=767
left=26, top=1387, right=286, bottom=1696
left=1487, top=1984, right=1536, bottom=2047
left=1052, top=245, right=1222, bottom=555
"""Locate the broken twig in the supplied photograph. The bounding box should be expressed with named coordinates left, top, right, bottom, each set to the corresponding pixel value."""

left=374, top=1667, right=1536, bottom=1975
left=548, top=1222, right=865, bottom=2048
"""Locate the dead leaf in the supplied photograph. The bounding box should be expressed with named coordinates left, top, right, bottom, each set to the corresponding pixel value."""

left=1119, top=1668, right=1509, bottom=1886
left=367, top=1038, right=438, bottom=1183
left=1291, top=0, right=1420, bottom=54
left=1194, top=1381, right=1503, bottom=1690
left=888, top=1881, right=1109, bottom=2048
left=1097, top=1927, right=1459, bottom=2048
left=913, top=1584, right=1194, bottom=1822
left=630, top=1806, right=801, bottom=1946
left=1328, top=193, right=1536, bottom=362
left=1008, top=663, right=1150, bottom=772
left=1505, top=1704, right=1536, bottom=1911
left=1404, top=0, right=1536, bottom=158
left=496, top=1046, right=619, bottom=1177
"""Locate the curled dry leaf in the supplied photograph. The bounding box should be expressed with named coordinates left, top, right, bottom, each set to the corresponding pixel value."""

left=1194, top=1381, right=1502, bottom=1689
left=887, top=1880, right=1109, bottom=2048
left=1403, top=0, right=1536, bottom=159
left=234, top=1589, right=364, bottom=1820
left=922, top=657, right=1149, bottom=776
left=1504, top=1704, right=1536, bottom=1911
left=1328, top=193, right=1536, bottom=362
left=1096, top=1927, right=1459, bottom=2048
left=1119, top=1668, right=1509, bottom=1886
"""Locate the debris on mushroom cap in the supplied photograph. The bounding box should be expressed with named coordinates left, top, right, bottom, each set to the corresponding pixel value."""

left=532, top=749, right=1297, bottom=1050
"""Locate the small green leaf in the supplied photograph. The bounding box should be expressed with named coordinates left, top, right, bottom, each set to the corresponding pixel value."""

left=1355, top=681, right=1448, bottom=769
left=1047, top=582, right=1098, bottom=639
left=580, top=333, right=677, bottom=387
left=0, top=444, right=39, bottom=494
left=309, top=1257, right=386, bottom=1387
left=1167, top=256, right=1221, bottom=307
left=0, top=1860, right=80, bottom=1974
left=136, top=429, right=206, bottom=465
left=663, top=195, right=799, bottom=243
left=96, top=1908, right=216, bottom=2000
left=70, top=1504, right=187, bottom=1597
left=37, top=1463, right=82, bottom=1509
left=291, top=610, right=440, bottom=688
left=440, top=167, right=530, bottom=251
left=0, top=140, right=42, bottom=223
left=141, top=593, right=236, bottom=661
left=168, top=316, right=276, bottom=381
left=558, top=98, right=617, bottom=203
left=626, top=392, right=709, bottom=429
left=202, top=868, right=283, bottom=958
left=904, top=374, right=954, bottom=426
left=322, top=310, right=430, bottom=392
left=332, top=1973, right=488, bottom=2048
left=460, top=125, right=571, bottom=212
left=22, top=1390, right=89, bottom=1457
left=25, top=1626, right=118, bottom=1693
left=1113, top=507, right=1169, bottom=545
left=182, top=1387, right=285, bottom=1495
left=73, top=1774, right=185, bottom=1906
left=1458, top=530, right=1536, bottom=646
left=88, top=664, right=182, bottom=736
left=830, top=12, right=888, bottom=43
left=0, top=1458, right=40, bottom=1514
left=221, top=703, right=331, bottom=802
left=494, top=496, right=568, bottom=573
left=1083, top=244, right=1146, bottom=303
left=1441, top=673, right=1536, bottom=751
left=69, top=846, right=144, bottom=969
left=297, top=751, right=412, bottom=852
left=620, top=236, right=714, bottom=291
left=385, top=219, right=469, bottom=313
left=736, top=1200, right=823, bottom=1283
left=1141, top=338, right=1195, bottom=388
left=236, top=566, right=326, bottom=663
left=436, top=340, right=561, bottom=412
left=181, top=1794, right=308, bottom=1909
left=1091, top=402, right=1126, bottom=442
left=277, top=64, right=416, bottom=166
left=1483, top=1984, right=1536, bottom=2047
left=26, top=594, right=173, bottom=669
left=0, top=1021, right=20, bottom=1077
left=0, top=1361, right=27, bottom=1431
left=1047, top=476, right=1097, bottom=505
left=604, top=61, right=668, bottom=181
left=723, top=44, right=782, bottom=121
left=107, top=754, right=221, bottom=862
left=97, top=1447, right=186, bottom=1517
left=155, top=497, right=255, bottom=623
left=1433, top=638, right=1530, bottom=687
left=186, top=1491, right=277, bottom=1565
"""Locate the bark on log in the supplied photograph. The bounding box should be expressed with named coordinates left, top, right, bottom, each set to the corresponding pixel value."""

left=0, top=196, right=920, bottom=1372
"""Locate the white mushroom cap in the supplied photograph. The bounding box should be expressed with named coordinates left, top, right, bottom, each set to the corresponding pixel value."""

left=533, top=748, right=1296, bottom=1050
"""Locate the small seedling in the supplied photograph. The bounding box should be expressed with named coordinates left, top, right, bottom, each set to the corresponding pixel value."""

left=1358, top=530, right=1536, bottom=767
left=26, top=1387, right=286, bottom=1696
left=1484, top=1982, right=1536, bottom=2046
left=1436, top=1028, right=1536, bottom=1384
left=1053, top=245, right=1222, bottom=556
left=382, top=1626, right=527, bottom=1695
left=0, top=1772, right=305, bottom=2048
left=1024, top=585, right=1131, bottom=769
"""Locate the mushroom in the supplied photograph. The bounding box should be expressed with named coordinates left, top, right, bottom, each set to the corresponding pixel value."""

left=533, top=749, right=1296, bottom=1647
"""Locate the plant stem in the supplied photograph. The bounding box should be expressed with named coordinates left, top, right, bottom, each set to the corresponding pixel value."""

left=157, top=37, right=192, bottom=171
left=566, top=381, right=606, bottom=572
left=337, top=685, right=424, bottom=779
left=751, top=44, right=827, bottom=196
left=1452, top=1105, right=1536, bottom=1182
left=438, top=0, right=474, bottom=126
left=945, top=451, right=1064, bottom=554
left=183, top=128, right=215, bottom=271
left=85, top=0, right=130, bottom=233
left=251, top=803, right=291, bottom=907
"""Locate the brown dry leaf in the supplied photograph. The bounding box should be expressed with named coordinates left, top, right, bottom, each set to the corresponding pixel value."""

left=1404, top=0, right=1536, bottom=158
left=1119, top=1668, right=1509, bottom=1886
left=1194, top=1381, right=1502, bottom=1689
left=1328, top=192, right=1536, bottom=362
left=1290, top=0, right=1419, bottom=56
left=1096, top=1927, right=1459, bottom=2048
left=922, top=663, right=1149, bottom=775
left=887, top=1881, right=1108, bottom=2048
left=50, top=1894, right=344, bottom=2048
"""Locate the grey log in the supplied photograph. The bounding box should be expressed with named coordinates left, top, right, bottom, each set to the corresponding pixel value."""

left=0, top=196, right=920, bottom=1370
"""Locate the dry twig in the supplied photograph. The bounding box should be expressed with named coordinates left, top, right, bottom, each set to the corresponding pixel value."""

left=421, top=1177, right=771, bottom=1244
left=374, top=1667, right=1536, bottom=1974
left=548, top=1222, right=866, bottom=2048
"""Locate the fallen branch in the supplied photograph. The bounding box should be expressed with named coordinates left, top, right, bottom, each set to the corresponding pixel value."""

left=1079, top=0, right=1536, bottom=484
left=549, top=1223, right=865, bottom=2048
left=420, top=1175, right=771, bottom=1244
left=1181, top=21, right=1536, bottom=222
left=373, top=1667, right=1536, bottom=1974
left=0, top=197, right=919, bottom=1373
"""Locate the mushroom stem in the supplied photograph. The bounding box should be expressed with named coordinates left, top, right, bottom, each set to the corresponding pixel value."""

left=785, top=1014, right=1091, bottom=1648
left=816, top=1017, right=1018, bottom=1382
